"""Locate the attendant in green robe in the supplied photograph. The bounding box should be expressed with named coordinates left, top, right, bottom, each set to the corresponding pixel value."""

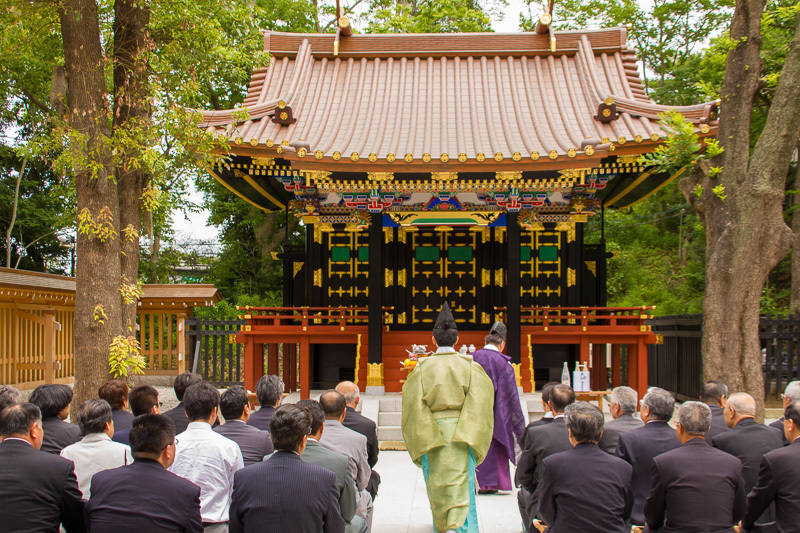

left=401, top=302, right=495, bottom=533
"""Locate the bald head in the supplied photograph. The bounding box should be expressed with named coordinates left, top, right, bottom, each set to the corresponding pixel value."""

left=725, top=392, right=757, bottom=428
left=335, top=381, right=359, bottom=407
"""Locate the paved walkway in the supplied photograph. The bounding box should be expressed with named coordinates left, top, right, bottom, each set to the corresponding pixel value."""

left=372, top=450, right=521, bottom=533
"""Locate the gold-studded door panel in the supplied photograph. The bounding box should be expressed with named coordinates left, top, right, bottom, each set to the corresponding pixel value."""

left=308, top=227, right=369, bottom=311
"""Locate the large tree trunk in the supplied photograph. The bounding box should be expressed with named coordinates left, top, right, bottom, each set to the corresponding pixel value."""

left=59, top=0, right=121, bottom=416
left=680, top=1, right=800, bottom=419
left=114, top=0, right=152, bottom=331
left=791, top=142, right=800, bottom=312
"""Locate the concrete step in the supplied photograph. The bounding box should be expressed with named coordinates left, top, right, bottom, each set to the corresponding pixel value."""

left=378, top=425, right=403, bottom=441
left=379, top=411, right=402, bottom=426
left=379, top=396, right=402, bottom=412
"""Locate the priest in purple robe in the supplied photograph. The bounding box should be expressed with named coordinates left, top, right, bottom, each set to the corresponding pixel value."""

left=471, top=322, right=526, bottom=493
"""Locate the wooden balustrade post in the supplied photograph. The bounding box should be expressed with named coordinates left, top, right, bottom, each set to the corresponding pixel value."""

left=611, top=344, right=622, bottom=388
left=289, top=343, right=298, bottom=393
left=299, top=336, right=310, bottom=400
left=268, top=344, right=279, bottom=375
left=43, top=309, right=56, bottom=384
left=591, top=343, right=606, bottom=390
left=177, top=314, right=187, bottom=374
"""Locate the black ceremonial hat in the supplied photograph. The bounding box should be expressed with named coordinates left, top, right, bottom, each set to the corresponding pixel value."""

left=489, top=321, right=507, bottom=340
left=433, top=301, right=457, bottom=332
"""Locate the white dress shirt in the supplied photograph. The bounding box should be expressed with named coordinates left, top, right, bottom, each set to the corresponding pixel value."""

left=169, top=421, right=244, bottom=523
left=60, top=432, right=133, bottom=498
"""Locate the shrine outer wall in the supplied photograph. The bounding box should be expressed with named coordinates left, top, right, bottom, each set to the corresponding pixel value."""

left=280, top=214, right=608, bottom=391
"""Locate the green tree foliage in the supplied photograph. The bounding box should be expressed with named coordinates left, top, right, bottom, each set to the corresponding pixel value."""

left=364, top=0, right=504, bottom=33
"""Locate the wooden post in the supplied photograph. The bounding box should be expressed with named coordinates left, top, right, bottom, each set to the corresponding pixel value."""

left=579, top=335, right=590, bottom=366
left=283, top=344, right=295, bottom=391
left=177, top=313, right=186, bottom=374
left=243, top=339, right=257, bottom=392
left=299, top=336, right=310, bottom=400
left=268, top=343, right=279, bottom=375
left=11, top=305, right=19, bottom=385
left=43, top=309, right=56, bottom=384
left=591, top=343, right=606, bottom=390
left=635, top=336, right=648, bottom=399
left=611, top=344, right=622, bottom=388
left=289, top=343, right=298, bottom=393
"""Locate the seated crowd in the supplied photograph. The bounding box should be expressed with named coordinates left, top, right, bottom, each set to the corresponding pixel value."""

left=1, top=374, right=799, bottom=533
left=517, top=379, right=800, bottom=533
left=0, top=373, right=380, bottom=533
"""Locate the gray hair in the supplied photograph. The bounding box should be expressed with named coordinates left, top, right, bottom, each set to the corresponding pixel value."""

left=76, top=399, right=113, bottom=436
left=642, top=387, right=675, bottom=422
left=784, top=381, right=800, bottom=401
left=0, top=403, right=41, bottom=437
left=610, top=386, right=638, bottom=415
left=726, top=392, right=756, bottom=417
left=256, top=375, right=285, bottom=407
left=335, top=381, right=360, bottom=405
left=0, top=385, right=22, bottom=413
left=564, top=402, right=604, bottom=443
left=678, top=401, right=712, bottom=436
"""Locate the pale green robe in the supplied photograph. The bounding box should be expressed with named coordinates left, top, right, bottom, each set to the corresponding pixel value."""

left=401, top=350, right=495, bottom=532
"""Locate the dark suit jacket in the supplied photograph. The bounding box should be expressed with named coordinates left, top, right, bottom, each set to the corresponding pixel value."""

left=520, top=415, right=554, bottom=449
left=769, top=418, right=790, bottom=446
left=41, top=416, right=82, bottom=454
left=538, top=443, right=633, bottom=532
left=213, top=419, right=274, bottom=466
left=112, top=427, right=131, bottom=445
left=741, top=439, right=800, bottom=533
left=164, top=403, right=190, bottom=434
left=111, top=409, right=134, bottom=433
left=713, top=418, right=783, bottom=524
left=87, top=458, right=202, bottom=532
left=644, top=439, right=746, bottom=533
left=229, top=450, right=345, bottom=533
left=516, top=417, right=572, bottom=519
left=598, top=414, right=644, bottom=455
left=615, top=420, right=681, bottom=526
left=0, top=438, right=85, bottom=533
left=246, top=405, right=275, bottom=432
left=300, top=439, right=357, bottom=523
left=705, top=403, right=729, bottom=444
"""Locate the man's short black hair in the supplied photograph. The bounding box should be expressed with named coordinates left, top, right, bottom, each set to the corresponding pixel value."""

left=76, top=399, right=112, bottom=436
left=219, top=386, right=249, bottom=421
left=130, top=414, right=176, bottom=456
left=297, top=399, right=325, bottom=435
left=700, top=380, right=728, bottom=404
left=256, top=375, right=284, bottom=407
left=183, top=382, right=219, bottom=421
left=270, top=404, right=311, bottom=452
left=29, top=384, right=73, bottom=418
left=0, top=403, right=41, bottom=438
left=541, top=382, right=560, bottom=404
left=432, top=328, right=458, bottom=348
left=319, top=390, right=346, bottom=419
left=565, top=402, right=604, bottom=443
left=0, top=385, right=22, bottom=414
left=128, top=385, right=159, bottom=416
left=785, top=399, right=800, bottom=427
left=173, top=372, right=203, bottom=402
left=549, top=384, right=576, bottom=414
left=98, top=380, right=129, bottom=410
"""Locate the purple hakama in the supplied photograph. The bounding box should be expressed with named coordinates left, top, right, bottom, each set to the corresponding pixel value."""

left=471, top=346, right=526, bottom=491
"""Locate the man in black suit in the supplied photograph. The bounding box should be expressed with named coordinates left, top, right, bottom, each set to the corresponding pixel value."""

left=29, top=383, right=82, bottom=454
left=712, top=392, right=783, bottom=526
left=113, top=385, right=161, bottom=445
left=741, top=399, right=800, bottom=533
left=701, top=379, right=729, bottom=444
left=616, top=387, right=680, bottom=527
left=769, top=381, right=799, bottom=445
left=537, top=402, right=632, bottom=532
left=87, top=414, right=203, bottom=532
left=598, top=386, right=644, bottom=454
left=247, top=374, right=284, bottom=432
left=163, top=372, right=203, bottom=434
left=516, top=384, right=575, bottom=532
left=229, top=404, right=345, bottom=533
left=214, top=386, right=273, bottom=466
left=0, top=402, right=85, bottom=532
left=520, top=382, right=559, bottom=449
left=336, top=380, right=381, bottom=500
left=644, top=401, right=745, bottom=533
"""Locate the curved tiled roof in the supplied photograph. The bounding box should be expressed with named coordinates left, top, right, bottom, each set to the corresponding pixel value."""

left=200, top=28, right=718, bottom=171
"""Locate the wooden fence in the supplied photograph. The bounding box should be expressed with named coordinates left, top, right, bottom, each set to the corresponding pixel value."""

left=138, top=311, right=188, bottom=376
left=648, top=314, right=800, bottom=400
left=186, top=318, right=246, bottom=387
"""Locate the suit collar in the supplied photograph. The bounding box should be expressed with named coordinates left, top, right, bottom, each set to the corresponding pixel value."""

left=683, top=437, right=709, bottom=447
left=0, top=437, right=35, bottom=448
left=306, top=438, right=320, bottom=446
left=325, top=419, right=344, bottom=428
left=224, top=419, right=247, bottom=425
left=735, top=417, right=758, bottom=428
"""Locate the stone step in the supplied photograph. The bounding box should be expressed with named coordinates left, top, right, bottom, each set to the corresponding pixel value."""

left=378, top=425, right=403, bottom=441
left=379, top=411, right=402, bottom=426
left=379, top=397, right=403, bottom=412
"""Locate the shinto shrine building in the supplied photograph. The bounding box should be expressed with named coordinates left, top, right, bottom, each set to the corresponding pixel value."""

left=198, top=27, right=719, bottom=398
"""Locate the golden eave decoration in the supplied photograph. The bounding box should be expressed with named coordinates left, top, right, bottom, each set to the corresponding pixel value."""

left=387, top=211, right=503, bottom=227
